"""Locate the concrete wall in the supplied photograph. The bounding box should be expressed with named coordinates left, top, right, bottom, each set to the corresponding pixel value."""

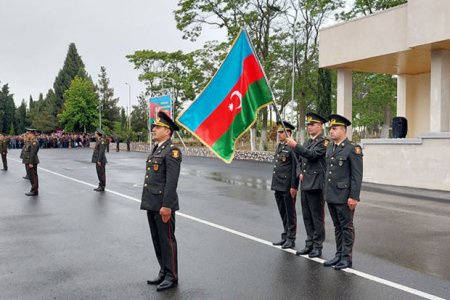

left=405, top=73, right=430, bottom=137
left=319, top=5, right=407, bottom=68
left=407, top=0, right=450, bottom=47
left=361, top=135, right=450, bottom=191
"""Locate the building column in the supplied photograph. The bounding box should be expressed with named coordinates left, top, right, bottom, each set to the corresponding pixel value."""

left=430, top=50, right=450, bottom=132
left=337, top=69, right=353, bottom=138
left=396, top=74, right=407, bottom=117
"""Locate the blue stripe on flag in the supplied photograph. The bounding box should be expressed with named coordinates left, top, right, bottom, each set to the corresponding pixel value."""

left=178, top=31, right=252, bottom=131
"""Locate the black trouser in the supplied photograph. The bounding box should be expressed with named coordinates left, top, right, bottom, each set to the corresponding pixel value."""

left=301, top=189, right=325, bottom=250
left=96, top=162, right=106, bottom=188
left=274, top=191, right=297, bottom=241
left=26, top=164, right=39, bottom=193
left=327, top=203, right=355, bottom=262
left=1, top=153, right=7, bottom=170
left=147, top=211, right=178, bottom=281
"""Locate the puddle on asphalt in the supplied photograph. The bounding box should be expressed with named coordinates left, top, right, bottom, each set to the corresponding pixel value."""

left=181, top=169, right=271, bottom=190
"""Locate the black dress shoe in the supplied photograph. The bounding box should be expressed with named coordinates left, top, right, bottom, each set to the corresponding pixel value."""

left=94, top=187, right=105, bottom=192
left=23, top=176, right=29, bottom=179
left=147, top=275, right=165, bottom=285
left=334, top=260, right=352, bottom=270
left=308, top=249, right=322, bottom=258
left=25, top=192, right=38, bottom=196
left=272, top=239, right=286, bottom=246
left=156, top=279, right=178, bottom=292
left=323, top=256, right=341, bottom=267
left=296, top=247, right=313, bottom=256
left=281, top=240, right=295, bottom=249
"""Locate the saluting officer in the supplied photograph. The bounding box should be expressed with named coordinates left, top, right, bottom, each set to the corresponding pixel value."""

left=22, top=128, right=40, bottom=196
left=271, top=121, right=299, bottom=250
left=323, top=114, right=363, bottom=270
left=0, top=134, right=8, bottom=171
left=286, top=112, right=328, bottom=258
left=92, top=128, right=107, bottom=192
left=141, top=111, right=182, bottom=292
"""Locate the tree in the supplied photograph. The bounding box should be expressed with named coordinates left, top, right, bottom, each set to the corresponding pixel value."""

left=174, top=0, right=343, bottom=149
left=53, top=43, right=88, bottom=113
left=0, top=83, right=16, bottom=134
left=96, top=66, right=120, bottom=130
left=317, top=68, right=332, bottom=118
left=337, top=0, right=407, bottom=20
left=58, top=76, right=99, bottom=132
left=15, top=99, right=29, bottom=134
left=28, top=89, right=58, bottom=132
left=130, top=92, right=150, bottom=138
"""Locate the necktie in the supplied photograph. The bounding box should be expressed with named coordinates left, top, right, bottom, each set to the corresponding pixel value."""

left=152, top=144, right=158, bottom=154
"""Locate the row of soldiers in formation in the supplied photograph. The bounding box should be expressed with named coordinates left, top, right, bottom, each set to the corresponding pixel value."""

left=270, top=112, right=363, bottom=271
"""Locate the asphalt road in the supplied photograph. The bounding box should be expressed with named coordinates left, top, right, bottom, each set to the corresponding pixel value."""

left=1, top=148, right=449, bottom=299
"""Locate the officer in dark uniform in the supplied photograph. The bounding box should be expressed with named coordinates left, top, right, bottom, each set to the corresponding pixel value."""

left=92, top=128, right=107, bottom=192
left=286, top=112, right=328, bottom=258
left=0, top=134, right=8, bottom=171
left=21, top=135, right=29, bottom=179
left=141, top=111, right=181, bottom=292
left=323, top=114, right=363, bottom=270
left=22, top=128, right=40, bottom=196
left=271, top=121, right=299, bottom=250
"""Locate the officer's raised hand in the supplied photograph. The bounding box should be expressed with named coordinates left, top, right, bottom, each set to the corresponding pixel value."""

left=285, top=137, right=297, bottom=148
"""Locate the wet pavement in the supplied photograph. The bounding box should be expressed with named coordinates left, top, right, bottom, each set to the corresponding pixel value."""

left=1, top=148, right=449, bottom=299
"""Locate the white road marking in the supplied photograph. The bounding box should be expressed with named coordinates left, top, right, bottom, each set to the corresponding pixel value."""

left=10, top=159, right=446, bottom=300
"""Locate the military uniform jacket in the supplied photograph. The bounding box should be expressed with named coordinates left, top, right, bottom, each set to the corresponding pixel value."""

left=271, top=142, right=299, bottom=192
left=294, top=134, right=327, bottom=191
left=91, top=138, right=107, bottom=163
left=0, top=140, right=7, bottom=154
left=140, top=139, right=182, bottom=212
left=324, top=138, right=363, bottom=204
left=22, top=139, right=40, bottom=164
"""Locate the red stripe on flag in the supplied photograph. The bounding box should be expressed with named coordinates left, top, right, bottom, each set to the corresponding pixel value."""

left=194, top=54, right=264, bottom=146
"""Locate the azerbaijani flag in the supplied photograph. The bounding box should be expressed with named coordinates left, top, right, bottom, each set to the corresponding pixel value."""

left=176, top=29, right=272, bottom=163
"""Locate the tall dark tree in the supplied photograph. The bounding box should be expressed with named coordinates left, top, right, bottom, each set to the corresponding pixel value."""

left=96, top=66, right=120, bottom=130
left=317, top=68, right=332, bottom=118
left=15, top=99, right=29, bottom=134
left=53, top=43, right=88, bottom=113
left=29, top=95, right=34, bottom=110
left=0, top=84, right=16, bottom=134
left=28, top=89, right=59, bottom=132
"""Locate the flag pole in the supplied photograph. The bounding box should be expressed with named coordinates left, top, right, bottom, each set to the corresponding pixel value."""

left=243, top=27, right=299, bottom=162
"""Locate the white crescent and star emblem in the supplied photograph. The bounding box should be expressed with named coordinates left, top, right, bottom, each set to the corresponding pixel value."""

left=228, top=90, right=242, bottom=111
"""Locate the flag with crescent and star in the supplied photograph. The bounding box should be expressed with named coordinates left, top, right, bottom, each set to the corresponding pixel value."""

left=176, top=29, right=272, bottom=163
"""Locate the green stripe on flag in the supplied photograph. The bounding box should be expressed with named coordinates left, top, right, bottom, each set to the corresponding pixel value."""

left=211, top=78, right=272, bottom=162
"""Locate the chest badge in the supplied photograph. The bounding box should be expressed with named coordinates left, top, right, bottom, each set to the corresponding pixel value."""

left=153, top=164, right=159, bottom=171
left=339, top=160, right=344, bottom=167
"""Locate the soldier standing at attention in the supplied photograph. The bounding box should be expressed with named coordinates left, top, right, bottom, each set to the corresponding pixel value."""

left=271, top=121, right=299, bottom=250
left=142, top=111, right=181, bottom=292
left=323, top=114, right=363, bottom=270
left=92, top=128, right=107, bottom=192
left=21, top=135, right=29, bottom=179
left=285, top=112, right=328, bottom=258
left=22, top=128, right=40, bottom=196
left=0, top=134, right=8, bottom=171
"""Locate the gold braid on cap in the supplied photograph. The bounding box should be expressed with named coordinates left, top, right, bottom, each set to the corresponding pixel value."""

left=330, top=118, right=346, bottom=126
left=153, top=119, right=171, bottom=129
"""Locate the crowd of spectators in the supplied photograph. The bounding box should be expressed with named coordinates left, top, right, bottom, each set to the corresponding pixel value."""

left=5, top=132, right=98, bottom=149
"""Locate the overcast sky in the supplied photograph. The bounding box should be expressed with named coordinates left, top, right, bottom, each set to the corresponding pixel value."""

left=0, top=0, right=226, bottom=109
